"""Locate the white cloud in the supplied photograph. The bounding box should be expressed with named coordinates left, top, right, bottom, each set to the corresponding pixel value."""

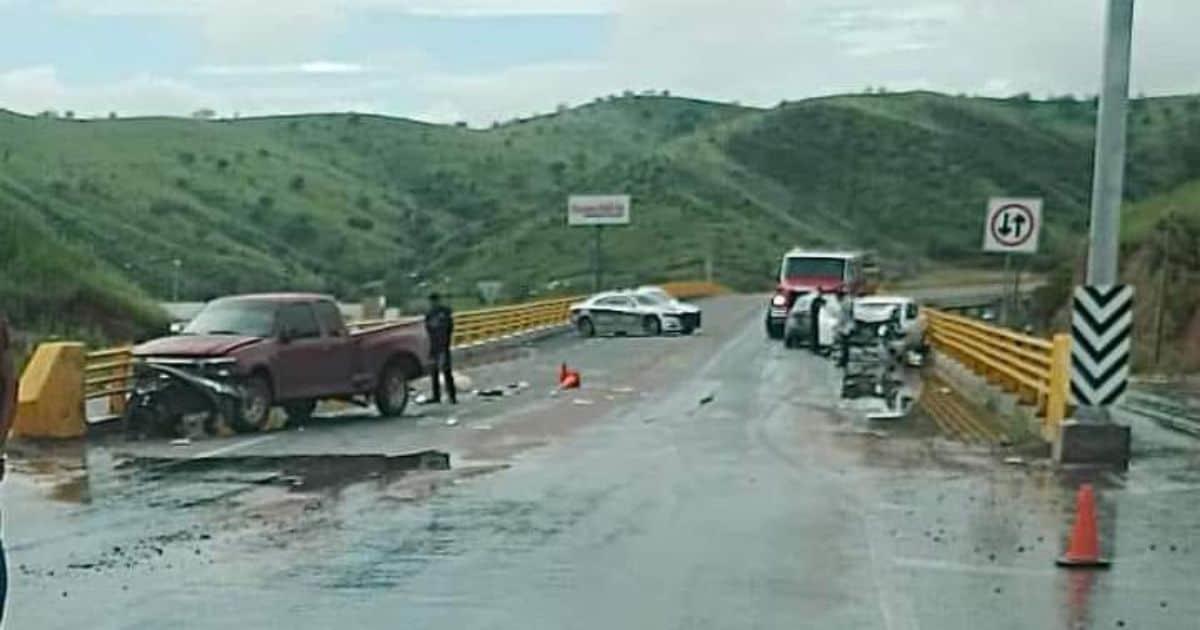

left=0, top=67, right=67, bottom=110
left=0, top=66, right=209, bottom=117
left=195, top=61, right=368, bottom=76
left=55, top=0, right=613, bottom=16
left=13, top=0, right=1200, bottom=124
left=415, top=61, right=611, bottom=123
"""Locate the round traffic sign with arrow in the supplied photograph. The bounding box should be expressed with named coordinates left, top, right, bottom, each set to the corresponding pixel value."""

left=983, top=197, right=1043, bottom=254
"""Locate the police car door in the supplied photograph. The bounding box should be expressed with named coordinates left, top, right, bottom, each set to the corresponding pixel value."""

left=592, top=296, right=626, bottom=334
left=611, top=296, right=642, bottom=334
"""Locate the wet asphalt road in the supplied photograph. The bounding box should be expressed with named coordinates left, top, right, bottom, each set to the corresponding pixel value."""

left=5, top=295, right=1200, bottom=629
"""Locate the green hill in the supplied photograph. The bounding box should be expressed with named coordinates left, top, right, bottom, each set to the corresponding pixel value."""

left=3, top=90, right=1200, bottom=340
left=1117, top=178, right=1200, bottom=372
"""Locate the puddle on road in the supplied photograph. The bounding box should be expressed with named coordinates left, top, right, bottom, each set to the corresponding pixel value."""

left=116, top=450, right=452, bottom=493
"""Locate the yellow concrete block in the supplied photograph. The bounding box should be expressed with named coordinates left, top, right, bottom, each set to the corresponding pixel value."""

left=13, top=342, right=87, bottom=439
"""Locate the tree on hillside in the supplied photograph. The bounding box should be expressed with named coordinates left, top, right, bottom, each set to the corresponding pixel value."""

left=290, top=175, right=306, bottom=191
left=549, top=161, right=567, bottom=185
left=192, top=108, right=216, bottom=120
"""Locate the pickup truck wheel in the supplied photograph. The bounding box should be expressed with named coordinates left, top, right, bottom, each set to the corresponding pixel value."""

left=577, top=317, right=595, bottom=338
left=232, top=374, right=273, bottom=433
left=284, top=400, right=317, bottom=424
left=375, top=362, right=410, bottom=418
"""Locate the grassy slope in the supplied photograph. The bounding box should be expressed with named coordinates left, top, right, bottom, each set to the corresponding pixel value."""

left=1117, top=177, right=1200, bottom=371
left=3, top=91, right=1200, bottom=339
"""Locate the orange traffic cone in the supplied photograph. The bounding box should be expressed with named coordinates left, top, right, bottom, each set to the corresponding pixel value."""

left=558, top=363, right=581, bottom=390
left=1056, top=484, right=1110, bottom=568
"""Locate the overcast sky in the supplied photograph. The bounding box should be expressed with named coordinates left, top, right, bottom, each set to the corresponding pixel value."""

left=2, top=0, right=1198, bottom=124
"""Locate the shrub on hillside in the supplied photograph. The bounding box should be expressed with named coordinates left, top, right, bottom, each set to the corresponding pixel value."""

left=281, top=213, right=318, bottom=243
left=290, top=175, right=306, bottom=191
left=346, top=216, right=374, bottom=231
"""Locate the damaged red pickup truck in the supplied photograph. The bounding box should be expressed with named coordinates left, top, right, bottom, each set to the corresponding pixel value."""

left=127, top=293, right=430, bottom=436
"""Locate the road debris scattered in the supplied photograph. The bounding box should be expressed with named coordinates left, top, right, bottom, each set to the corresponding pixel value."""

left=699, top=394, right=715, bottom=405
left=445, top=417, right=459, bottom=426
left=471, top=424, right=493, bottom=431
left=169, top=438, right=192, bottom=447
left=1004, top=456, right=1025, bottom=465
left=476, top=388, right=506, bottom=398
left=573, top=399, right=595, bottom=406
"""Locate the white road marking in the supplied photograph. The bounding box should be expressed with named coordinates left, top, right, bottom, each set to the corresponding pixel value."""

left=193, top=434, right=278, bottom=459
left=893, top=556, right=1055, bottom=578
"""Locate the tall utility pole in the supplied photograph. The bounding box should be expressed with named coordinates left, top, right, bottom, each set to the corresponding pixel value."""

left=592, top=226, right=603, bottom=291
left=171, top=259, right=182, bottom=302
left=1086, top=0, right=1135, bottom=286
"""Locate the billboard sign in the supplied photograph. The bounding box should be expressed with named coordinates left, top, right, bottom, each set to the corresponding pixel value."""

left=568, top=195, right=631, bottom=226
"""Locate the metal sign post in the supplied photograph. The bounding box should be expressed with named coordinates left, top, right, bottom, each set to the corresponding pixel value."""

left=593, top=226, right=603, bottom=291
left=982, top=198, right=1042, bottom=326
left=1087, top=0, right=1135, bottom=287
left=568, top=195, right=630, bottom=292
left=1074, top=0, right=1135, bottom=424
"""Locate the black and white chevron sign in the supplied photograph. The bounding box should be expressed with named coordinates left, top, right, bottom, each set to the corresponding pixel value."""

left=1070, top=285, right=1134, bottom=406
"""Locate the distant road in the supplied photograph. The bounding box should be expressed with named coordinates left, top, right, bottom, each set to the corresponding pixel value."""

left=901, top=281, right=1047, bottom=308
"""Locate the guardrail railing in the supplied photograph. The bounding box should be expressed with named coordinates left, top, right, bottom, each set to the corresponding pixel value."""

left=926, top=309, right=1071, bottom=436
left=84, top=345, right=134, bottom=417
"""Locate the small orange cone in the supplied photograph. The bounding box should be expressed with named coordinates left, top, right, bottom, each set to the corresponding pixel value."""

left=1056, top=484, right=1110, bottom=568
left=558, top=363, right=581, bottom=390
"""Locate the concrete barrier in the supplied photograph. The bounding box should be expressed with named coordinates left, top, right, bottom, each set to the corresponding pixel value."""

left=13, top=342, right=87, bottom=439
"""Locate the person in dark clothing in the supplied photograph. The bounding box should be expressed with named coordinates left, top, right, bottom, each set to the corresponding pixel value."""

left=808, top=289, right=827, bottom=355
left=424, top=294, right=457, bottom=404
left=0, top=315, right=15, bottom=623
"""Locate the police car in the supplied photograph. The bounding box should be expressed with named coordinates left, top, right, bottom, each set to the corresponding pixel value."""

left=570, top=289, right=701, bottom=337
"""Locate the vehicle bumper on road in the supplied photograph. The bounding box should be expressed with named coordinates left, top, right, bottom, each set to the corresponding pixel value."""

left=765, top=310, right=787, bottom=338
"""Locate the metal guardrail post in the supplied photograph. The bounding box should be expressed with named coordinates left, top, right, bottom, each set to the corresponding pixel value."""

left=1046, top=333, right=1072, bottom=433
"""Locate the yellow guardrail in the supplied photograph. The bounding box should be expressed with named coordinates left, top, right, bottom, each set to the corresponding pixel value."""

left=659, top=281, right=728, bottom=300
left=451, top=296, right=579, bottom=346
left=926, top=309, right=1071, bottom=437
left=85, top=345, right=134, bottom=417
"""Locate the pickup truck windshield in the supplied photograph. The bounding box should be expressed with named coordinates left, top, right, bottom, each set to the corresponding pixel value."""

left=182, top=300, right=277, bottom=337
left=784, top=257, right=845, bottom=279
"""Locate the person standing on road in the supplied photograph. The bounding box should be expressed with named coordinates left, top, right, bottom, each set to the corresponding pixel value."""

left=808, top=289, right=827, bottom=355
left=0, top=315, right=16, bottom=623
left=836, top=289, right=856, bottom=368
left=424, top=294, right=457, bottom=405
